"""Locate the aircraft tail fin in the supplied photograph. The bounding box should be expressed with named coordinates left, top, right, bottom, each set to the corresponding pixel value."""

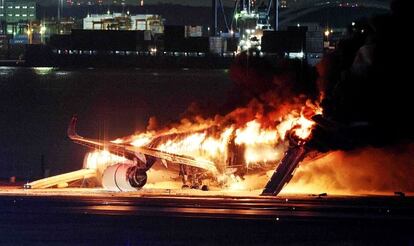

left=68, top=115, right=80, bottom=139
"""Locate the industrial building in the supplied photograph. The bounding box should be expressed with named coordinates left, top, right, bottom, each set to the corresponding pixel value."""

left=0, top=0, right=36, bottom=35
left=40, top=0, right=324, bottom=66
left=9, top=0, right=325, bottom=66
left=83, top=13, right=163, bottom=33
left=0, top=33, right=8, bottom=57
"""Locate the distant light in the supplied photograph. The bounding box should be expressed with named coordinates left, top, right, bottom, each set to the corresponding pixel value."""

left=245, top=40, right=252, bottom=49
left=297, top=23, right=300, bottom=27
left=107, top=9, right=110, bottom=15
left=351, top=22, right=355, bottom=26
left=324, top=30, right=330, bottom=37
left=288, top=52, right=304, bottom=59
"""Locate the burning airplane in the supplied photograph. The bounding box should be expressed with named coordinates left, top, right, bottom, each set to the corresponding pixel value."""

left=25, top=99, right=321, bottom=195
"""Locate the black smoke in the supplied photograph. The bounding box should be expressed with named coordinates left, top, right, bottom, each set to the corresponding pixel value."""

left=308, top=0, right=414, bottom=152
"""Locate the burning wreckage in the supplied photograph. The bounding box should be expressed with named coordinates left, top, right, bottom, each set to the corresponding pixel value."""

left=25, top=103, right=322, bottom=196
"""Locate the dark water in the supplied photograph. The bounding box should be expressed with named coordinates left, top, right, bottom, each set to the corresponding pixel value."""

left=0, top=67, right=232, bottom=179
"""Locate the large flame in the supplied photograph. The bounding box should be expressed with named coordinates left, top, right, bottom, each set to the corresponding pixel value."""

left=84, top=100, right=414, bottom=196
left=85, top=102, right=321, bottom=191
left=83, top=150, right=129, bottom=172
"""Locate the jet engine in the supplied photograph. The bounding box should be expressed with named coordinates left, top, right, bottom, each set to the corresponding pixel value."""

left=102, top=163, right=148, bottom=191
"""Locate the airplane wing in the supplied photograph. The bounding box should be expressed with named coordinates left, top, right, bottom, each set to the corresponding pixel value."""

left=68, top=116, right=218, bottom=173
left=24, top=169, right=97, bottom=189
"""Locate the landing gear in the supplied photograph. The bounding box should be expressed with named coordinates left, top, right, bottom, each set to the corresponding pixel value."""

left=180, top=165, right=207, bottom=191
left=127, top=166, right=148, bottom=189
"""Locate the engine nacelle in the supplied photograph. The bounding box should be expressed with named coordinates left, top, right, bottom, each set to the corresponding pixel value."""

left=102, top=164, right=147, bottom=192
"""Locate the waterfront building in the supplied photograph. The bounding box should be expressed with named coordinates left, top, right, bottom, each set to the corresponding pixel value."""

left=0, top=1, right=36, bottom=36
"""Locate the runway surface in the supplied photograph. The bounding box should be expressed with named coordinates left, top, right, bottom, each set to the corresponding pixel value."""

left=1, top=187, right=414, bottom=245
left=1, top=187, right=414, bottom=220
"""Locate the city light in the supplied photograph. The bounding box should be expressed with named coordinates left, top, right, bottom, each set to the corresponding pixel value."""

left=40, top=26, right=46, bottom=34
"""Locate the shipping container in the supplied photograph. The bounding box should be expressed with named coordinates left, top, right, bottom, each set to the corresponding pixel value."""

left=209, top=36, right=226, bottom=54
left=261, top=30, right=306, bottom=53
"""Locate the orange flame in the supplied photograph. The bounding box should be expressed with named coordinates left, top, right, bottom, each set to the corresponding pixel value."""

left=84, top=150, right=128, bottom=171
left=130, top=132, right=154, bottom=147
left=86, top=101, right=322, bottom=190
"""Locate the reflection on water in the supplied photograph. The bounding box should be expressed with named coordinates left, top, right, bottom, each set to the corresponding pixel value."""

left=55, top=71, right=70, bottom=76
left=32, top=67, right=55, bottom=76
left=0, top=66, right=72, bottom=78
left=0, top=66, right=18, bottom=76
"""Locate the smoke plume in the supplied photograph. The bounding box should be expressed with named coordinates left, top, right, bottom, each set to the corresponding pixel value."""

left=311, top=0, right=413, bottom=151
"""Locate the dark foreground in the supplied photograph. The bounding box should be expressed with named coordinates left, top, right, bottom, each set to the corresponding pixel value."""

left=0, top=189, right=413, bottom=245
